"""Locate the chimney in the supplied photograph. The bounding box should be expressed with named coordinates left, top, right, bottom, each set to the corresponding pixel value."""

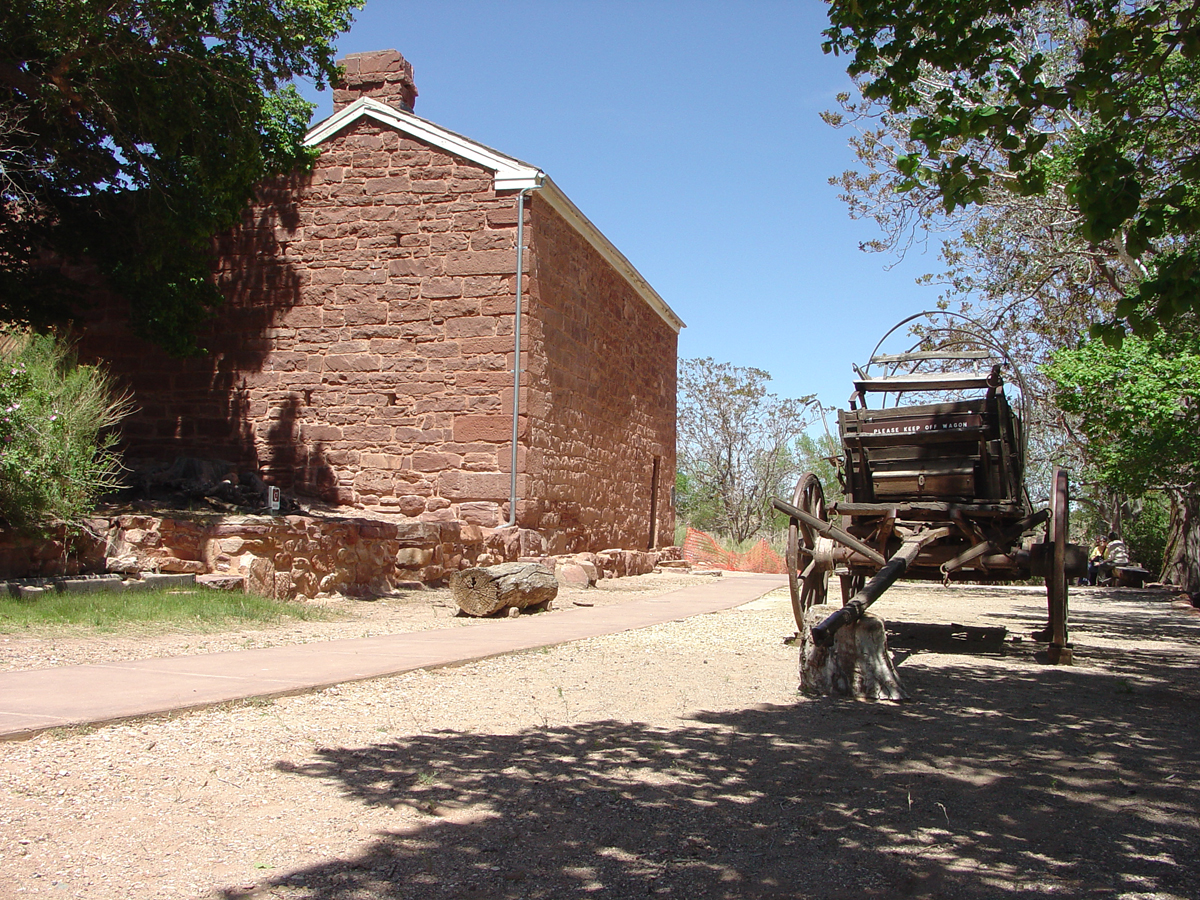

left=333, top=49, right=418, bottom=113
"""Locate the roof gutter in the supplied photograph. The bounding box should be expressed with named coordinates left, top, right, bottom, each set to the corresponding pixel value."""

left=508, top=180, right=543, bottom=527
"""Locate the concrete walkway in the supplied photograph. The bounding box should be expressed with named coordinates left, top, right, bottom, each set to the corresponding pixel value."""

left=0, top=573, right=787, bottom=741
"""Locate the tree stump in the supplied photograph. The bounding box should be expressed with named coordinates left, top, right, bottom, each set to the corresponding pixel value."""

left=799, top=603, right=910, bottom=701
left=449, top=563, right=559, bottom=617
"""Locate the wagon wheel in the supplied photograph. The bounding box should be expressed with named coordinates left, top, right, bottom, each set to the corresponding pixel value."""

left=839, top=573, right=865, bottom=606
left=787, top=472, right=829, bottom=630
left=1044, top=466, right=1072, bottom=663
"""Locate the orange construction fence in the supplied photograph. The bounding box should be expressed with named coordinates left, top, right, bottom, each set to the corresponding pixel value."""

left=681, top=527, right=787, bottom=574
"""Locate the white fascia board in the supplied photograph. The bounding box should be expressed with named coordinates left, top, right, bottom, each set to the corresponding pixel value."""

left=304, top=99, right=683, bottom=333
left=305, top=97, right=543, bottom=190
left=538, top=178, right=685, bottom=335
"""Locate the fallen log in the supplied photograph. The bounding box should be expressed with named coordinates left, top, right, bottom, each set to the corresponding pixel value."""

left=450, top=563, right=559, bottom=617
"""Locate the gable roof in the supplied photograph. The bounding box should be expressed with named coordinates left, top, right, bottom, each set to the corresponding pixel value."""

left=304, top=97, right=684, bottom=334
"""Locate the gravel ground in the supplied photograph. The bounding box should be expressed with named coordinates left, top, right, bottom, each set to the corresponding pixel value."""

left=1, top=575, right=1199, bottom=900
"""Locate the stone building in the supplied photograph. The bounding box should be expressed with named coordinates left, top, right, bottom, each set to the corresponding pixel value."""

left=81, top=50, right=683, bottom=557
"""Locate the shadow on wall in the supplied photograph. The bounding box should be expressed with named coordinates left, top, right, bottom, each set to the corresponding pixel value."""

left=261, top=394, right=337, bottom=501
left=223, top=639, right=1200, bottom=900
left=76, top=172, right=337, bottom=500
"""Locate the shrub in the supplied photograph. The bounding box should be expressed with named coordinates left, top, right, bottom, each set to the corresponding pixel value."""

left=0, top=330, right=133, bottom=529
left=1124, top=493, right=1170, bottom=577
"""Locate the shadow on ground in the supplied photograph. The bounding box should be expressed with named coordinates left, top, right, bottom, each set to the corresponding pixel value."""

left=226, top=589, right=1200, bottom=900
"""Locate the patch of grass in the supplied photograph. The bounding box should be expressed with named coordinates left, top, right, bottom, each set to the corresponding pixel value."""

left=0, top=587, right=333, bottom=634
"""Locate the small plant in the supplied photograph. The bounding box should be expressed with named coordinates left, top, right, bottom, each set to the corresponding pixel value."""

left=0, top=329, right=133, bottom=529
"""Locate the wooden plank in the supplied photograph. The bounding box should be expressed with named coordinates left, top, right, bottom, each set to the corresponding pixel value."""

left=842, top=398, right=989, bottom=420
left=870, top=458, right=978, bottom=475
left=853, top=372, right=996, bottom=393
left=868, top=452, right=979, bottom=499
left=874, top=473, right=975, bottom=498
left=864, top=445, right=983, bottom=463
left=851, top=423, right=989, bottom=445
left=870, top=350, right=993, bottom=364
left=985, top=439, right=1004, bottom=501
left=830, top=500, right=1024, bottom=515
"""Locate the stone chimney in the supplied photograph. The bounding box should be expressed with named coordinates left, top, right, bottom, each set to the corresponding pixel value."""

left=333, top=49, right=418, bottom=113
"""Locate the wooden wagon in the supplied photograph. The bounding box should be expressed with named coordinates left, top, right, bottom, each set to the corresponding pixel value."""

left=773, top=320, right=1084, bottom=664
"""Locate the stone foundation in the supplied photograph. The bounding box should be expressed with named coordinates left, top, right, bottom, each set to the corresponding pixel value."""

left=1, top=514, right=680, bottom=600
left=0, top=524, right=107, bottom=579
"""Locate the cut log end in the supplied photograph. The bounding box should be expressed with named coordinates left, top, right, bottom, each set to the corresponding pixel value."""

left=450, top=563, right=559, bottom=617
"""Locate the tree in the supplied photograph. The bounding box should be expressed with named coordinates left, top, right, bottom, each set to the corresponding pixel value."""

left=822, top=6, right=1117, bottom=500
left=822, top=2, right=1200, bottom=566
left=792, top=428, right=845, bottom=508
left=823, top=0, right=1200, bottom=342
left=1044, top=325, right=1200, bottom=591
left=676, top=358, right=817, bottom=543
left=0, top=0, right=360, bottom=355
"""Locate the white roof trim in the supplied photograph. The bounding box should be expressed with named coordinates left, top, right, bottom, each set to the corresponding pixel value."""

left=304, top=97, right=684, bottom=333
left=305, top=97, right=543, bottom=190
left=538, top=178, right=684, bottom=334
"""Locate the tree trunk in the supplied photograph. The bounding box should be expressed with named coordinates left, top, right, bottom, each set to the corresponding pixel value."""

left=449, top=563, right=559, bottom=617
left=1160, top=487, right=1200, bottom=595
left=799, top=603, right=909, bottom=701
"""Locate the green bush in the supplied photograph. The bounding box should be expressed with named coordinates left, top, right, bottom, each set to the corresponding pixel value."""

left=1124, top=493, right=1170, bottom=577
left=0, top=330, right=132, bottom=529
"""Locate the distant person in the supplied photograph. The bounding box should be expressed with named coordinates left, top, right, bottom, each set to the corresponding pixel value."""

left=1096, top=531, right=1130, bottom=584
left=1105, top=531, right=1130, bottom=565
left=1085, top=535, right=1108, bottom=585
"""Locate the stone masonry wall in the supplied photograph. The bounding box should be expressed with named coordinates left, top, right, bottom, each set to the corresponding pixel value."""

left=523, top=198, right=678, bottom=555
left=0, top=517, right=681, bottom=596
left=75, top=71, right=678, bottom=557
left=103, top=513, right=465, bottom=597
left=79, top=118, right=529, bottom=528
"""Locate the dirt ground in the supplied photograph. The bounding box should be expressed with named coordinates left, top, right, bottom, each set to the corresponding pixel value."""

left=1, top=574, right=1199, bottom=900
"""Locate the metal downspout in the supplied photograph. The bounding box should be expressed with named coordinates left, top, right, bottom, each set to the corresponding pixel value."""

left=508, top=183, right=540, bottom=527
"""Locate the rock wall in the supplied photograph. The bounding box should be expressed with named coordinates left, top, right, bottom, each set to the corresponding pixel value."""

left=525, top=199, right=678, bottom=554
left=103, top=514, right=486, bottom=598
left=0, top=524, right=105, bottom=579
left=0, top=515, right=681, bottom=599
left=72, top=48, right=679, bottom=558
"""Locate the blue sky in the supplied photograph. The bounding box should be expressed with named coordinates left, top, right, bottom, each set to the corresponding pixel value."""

left=297, top=0, right=951, bottom=414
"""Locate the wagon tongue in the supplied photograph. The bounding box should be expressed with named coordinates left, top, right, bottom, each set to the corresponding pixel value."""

left=809, top=528, right=952, bottom=647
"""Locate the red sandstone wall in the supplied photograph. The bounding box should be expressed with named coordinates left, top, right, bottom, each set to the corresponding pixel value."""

left=81, top=119, right=530, bottom=526
left=79, top=117, right=677, bottom=554
left=524, top=198, right=678, bottom=554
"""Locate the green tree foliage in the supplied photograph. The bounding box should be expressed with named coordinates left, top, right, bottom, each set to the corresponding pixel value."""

left=1045, top=326, right=1200, bottom=587
left=824, top=0, right=1200, bottom=341
left=0, top=0, right=360, bottom=354
left=1045, top=330, right=1200, bottom=496
left=0, top=330, right=132, bottom=529
left=1122, top=492, right=1170, bottom=576
left=676, top=358, right=817, bottom=542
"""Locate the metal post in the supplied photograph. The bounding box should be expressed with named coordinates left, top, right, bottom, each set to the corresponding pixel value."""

left=507, top=185, right=537, bottom=527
